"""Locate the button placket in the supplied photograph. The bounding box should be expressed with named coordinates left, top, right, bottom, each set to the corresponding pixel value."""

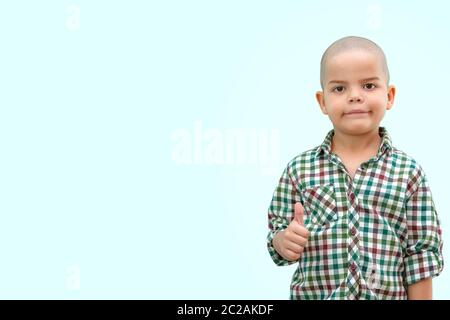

left=346, top=185, right=361, bottom=300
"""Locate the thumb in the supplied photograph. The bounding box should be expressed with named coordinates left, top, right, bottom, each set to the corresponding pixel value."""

left=294, top=202, right=304, bottom=225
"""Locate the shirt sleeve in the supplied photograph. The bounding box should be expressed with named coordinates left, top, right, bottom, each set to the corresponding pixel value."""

left=403, top=167, right=444, bottom=286
left=267, top=163, right=302, bottom=266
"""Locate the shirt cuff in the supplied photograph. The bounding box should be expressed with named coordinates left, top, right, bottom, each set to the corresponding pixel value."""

left=403, top=250, right=444, bottom=286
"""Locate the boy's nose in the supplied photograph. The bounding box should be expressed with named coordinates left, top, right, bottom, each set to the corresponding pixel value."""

left=348, top=96, right=362, bottom=102
left=348, top=94, right=363, bottom=103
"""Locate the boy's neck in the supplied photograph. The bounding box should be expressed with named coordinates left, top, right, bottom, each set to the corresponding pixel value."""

left=331, top=127, right=381, bottom=156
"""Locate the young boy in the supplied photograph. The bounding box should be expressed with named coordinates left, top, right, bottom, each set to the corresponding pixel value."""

left=267, top=36, right=444, bottom=300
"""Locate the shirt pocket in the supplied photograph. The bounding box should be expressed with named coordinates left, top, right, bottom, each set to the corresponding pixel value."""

left=301, top=184, right=338, bottom=228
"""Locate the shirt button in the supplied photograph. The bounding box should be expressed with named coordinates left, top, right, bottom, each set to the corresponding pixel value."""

left=349, top=193, right=355, bottom=201
left=350, top=263, right=357, bottom=272
left=350, top=227, right=357, bottom=236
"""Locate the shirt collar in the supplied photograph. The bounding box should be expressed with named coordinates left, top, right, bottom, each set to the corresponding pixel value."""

left=314, top=126, right=392, bottom=160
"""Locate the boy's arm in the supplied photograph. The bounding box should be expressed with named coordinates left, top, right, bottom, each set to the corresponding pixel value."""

left=267, top=164, right=302, bottom=266
left=403, top=167, right=443, bottom=294
left=407, top=278, right=432, bottom=300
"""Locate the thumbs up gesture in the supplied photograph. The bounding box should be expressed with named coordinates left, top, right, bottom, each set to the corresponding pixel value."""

left=273, top=203, right=310, bottom=261
left=294, top=202, right=304, bottom=225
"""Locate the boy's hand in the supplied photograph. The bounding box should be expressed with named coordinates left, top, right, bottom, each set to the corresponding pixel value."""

left=273, top=203, right=310, bottom=261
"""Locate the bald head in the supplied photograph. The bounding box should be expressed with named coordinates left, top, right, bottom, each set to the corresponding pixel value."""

left=320, top=36, right=390, bottom=89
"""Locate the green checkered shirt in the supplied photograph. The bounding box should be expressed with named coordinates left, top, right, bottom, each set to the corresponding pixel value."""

left=267, top=126, right=444, bottom=300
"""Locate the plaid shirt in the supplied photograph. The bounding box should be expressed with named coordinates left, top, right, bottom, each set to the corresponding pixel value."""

left=267, top=126, right=444, bottom=300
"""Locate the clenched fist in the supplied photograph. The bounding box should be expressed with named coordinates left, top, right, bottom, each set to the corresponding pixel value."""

left=273, top=202, right=310, bottom=261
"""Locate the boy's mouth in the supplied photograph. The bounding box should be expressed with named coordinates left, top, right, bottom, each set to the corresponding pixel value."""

left=345, top=109, right=369, bottom=115
left=344, top=109, right=371, bottom=116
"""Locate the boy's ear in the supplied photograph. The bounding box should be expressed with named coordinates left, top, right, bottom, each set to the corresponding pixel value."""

left=386, top=85, right=396, bottom=110
left=316, top=91, right=328, bottom=115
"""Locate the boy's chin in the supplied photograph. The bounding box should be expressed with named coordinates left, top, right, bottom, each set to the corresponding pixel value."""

left=334, top=123, right=380, bottom=135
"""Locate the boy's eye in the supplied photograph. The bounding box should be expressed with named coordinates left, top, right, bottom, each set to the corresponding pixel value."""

left=332, top=86, right=345, bottom=93
left=364, top=83, right=376, bottom=90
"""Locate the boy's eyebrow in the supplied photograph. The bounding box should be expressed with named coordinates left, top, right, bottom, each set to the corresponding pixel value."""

left=327, top=77, right=381, bottom=85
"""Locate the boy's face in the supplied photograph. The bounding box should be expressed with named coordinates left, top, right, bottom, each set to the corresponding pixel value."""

left=316, top=49, right=395, bottom=136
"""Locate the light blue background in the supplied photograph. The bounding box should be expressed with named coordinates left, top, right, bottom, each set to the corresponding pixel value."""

left=0, top=0, right=448, bottom=299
